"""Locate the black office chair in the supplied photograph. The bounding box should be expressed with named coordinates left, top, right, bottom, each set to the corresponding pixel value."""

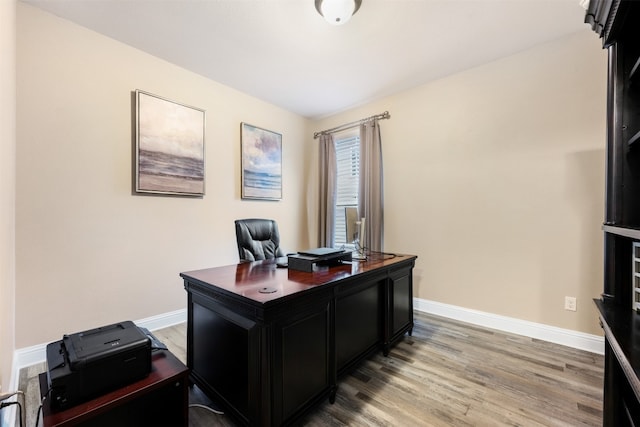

left=235, top=218, right=285, bottom=262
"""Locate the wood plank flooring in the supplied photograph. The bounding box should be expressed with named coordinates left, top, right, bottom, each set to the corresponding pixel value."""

left=16, top=311, right=603, bottom=426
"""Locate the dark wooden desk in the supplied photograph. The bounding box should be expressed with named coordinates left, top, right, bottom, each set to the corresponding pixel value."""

left=39, top=349, right=189, bottom=427
left=181, top=253, right=417, bottom=426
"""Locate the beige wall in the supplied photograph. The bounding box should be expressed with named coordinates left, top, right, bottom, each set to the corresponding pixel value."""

left=14, top=2, right=608, bottom=354
left=15, top=4, right=312, bottom=349
left=312, top=31, right=607, bottom=335
left=1, top=0, right=17, bottom=390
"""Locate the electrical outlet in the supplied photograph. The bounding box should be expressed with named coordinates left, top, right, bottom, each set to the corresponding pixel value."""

left=565, top=296, right=577, bottom=311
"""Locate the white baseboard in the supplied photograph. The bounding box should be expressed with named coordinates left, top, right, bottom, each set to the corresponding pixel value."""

left=414, top=297, right=604, bottom=355
left=11, top=303, right=603, bottom=376
left=134, top=308, right=187, bottom=333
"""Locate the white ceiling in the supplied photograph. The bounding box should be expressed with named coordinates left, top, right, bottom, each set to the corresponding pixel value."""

left=23, top=0, right=589, bottom=119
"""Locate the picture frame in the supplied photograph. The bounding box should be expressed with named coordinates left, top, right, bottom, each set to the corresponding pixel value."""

left=241, top=122, right=282, bottom=200
left=135, top=90, right=205, bottom=196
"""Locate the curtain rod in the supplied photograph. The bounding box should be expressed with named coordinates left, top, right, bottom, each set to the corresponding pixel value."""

left=313, top=111, right=390, bottom=139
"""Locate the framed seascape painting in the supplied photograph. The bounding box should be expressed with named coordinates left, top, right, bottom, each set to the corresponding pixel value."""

left=241, top=123, right=282, bottom=200
left=135, top=90, right=205, bottom=196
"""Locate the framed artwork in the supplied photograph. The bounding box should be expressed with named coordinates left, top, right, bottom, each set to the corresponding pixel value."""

left=241, top=123, right=282, bottom=200
left=135, top=90, right=205, bottom=196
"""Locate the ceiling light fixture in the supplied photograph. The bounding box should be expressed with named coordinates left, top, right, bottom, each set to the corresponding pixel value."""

left=315, top=0, right=362, bottom=25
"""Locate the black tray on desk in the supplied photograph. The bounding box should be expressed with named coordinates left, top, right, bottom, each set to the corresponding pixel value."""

left=288, top=250, right=352, bottom=272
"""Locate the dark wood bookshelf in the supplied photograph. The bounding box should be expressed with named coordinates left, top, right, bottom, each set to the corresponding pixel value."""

left=587, top=1, right=640, bottom=425
left=630, top=56, right=640, bottom=81
left=628, top=130, right=640, bottom=147
left=594, top=300, right=640, bottom=424
left=603, top=224, right=640, bottom=240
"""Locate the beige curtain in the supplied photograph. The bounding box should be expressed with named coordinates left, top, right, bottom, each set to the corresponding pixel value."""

left=358, top=120, right=384, bottom=252
left=318, top=133, right=336, bottom=247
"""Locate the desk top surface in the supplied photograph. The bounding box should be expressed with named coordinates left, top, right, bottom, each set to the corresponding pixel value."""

left=180, top=253, right=417, bottom=304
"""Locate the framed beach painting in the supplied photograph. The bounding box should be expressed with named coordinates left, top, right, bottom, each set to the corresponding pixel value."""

left=135, top=90, right=205, bottom=196
left=241, top=123, right=282, bottom=200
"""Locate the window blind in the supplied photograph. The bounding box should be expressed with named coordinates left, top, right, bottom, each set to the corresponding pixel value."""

left=334, top=135, right=360, bottom=247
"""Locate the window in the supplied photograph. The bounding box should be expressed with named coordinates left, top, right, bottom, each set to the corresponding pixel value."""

left=333, top=131, right=360, bottom=248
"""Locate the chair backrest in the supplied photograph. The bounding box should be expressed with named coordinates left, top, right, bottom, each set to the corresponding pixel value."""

left=234, top=218, right=285, bottom=262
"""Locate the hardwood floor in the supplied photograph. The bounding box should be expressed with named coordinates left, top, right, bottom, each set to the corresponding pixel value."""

left=16, top=311, right=603, bottom=426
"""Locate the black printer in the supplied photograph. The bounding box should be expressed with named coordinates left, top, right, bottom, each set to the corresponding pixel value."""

left=46, top=320, right=151, bottom=411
